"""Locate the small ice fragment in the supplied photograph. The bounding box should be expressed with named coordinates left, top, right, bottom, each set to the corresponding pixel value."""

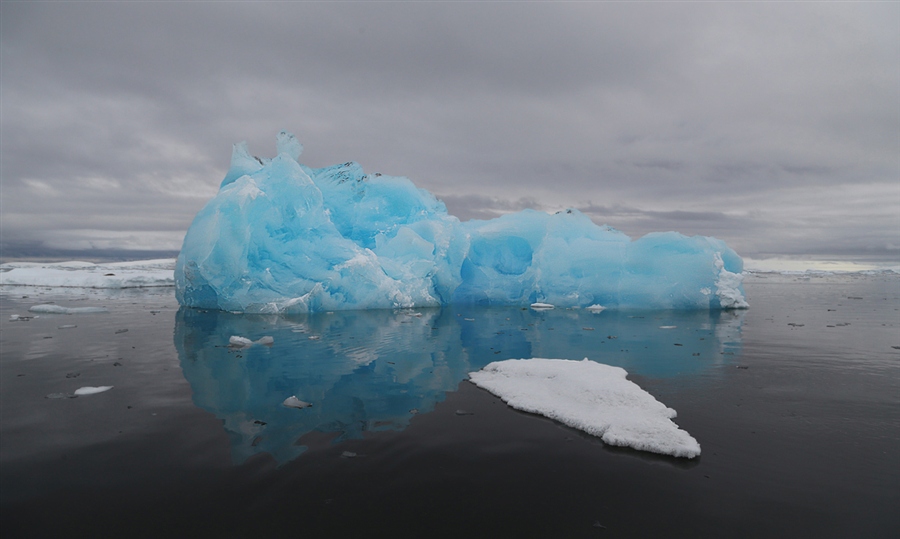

left=46, top=392, right=70, bottom=399
left=29, top=304, right=109, bottom=314
left=586, top=304, right=606, bottom=312
left=341, top=451, right=357, bottom=458
left=659, top=326, right=677, bottom=329
left=58, top=325, right=77, bottom=329
left=74, top=386, right=113, bottom=396
left=455, top=410, right=474, bottom=416
left=255, top=336, right=274, bottom=346
left=308, top=335, right=320, bottom=340
left=283, top=396, right=312, bottom=409
left=229, top=336, right=254, bottom=348
left=530, top=303, right=555, bottom=310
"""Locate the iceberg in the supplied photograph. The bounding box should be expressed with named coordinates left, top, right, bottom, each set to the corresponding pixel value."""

left=176, top=132, right=747, bottom=313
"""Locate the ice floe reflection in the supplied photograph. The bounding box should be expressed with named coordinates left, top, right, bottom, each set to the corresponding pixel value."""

left=174, top=305, right=744, bottom=464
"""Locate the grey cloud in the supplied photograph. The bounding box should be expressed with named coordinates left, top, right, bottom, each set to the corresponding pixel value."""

left=1, top=2, right=897, bottom=265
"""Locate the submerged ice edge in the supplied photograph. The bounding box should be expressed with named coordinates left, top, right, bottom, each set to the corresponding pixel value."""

left=176, top=131, right=748, bottom=314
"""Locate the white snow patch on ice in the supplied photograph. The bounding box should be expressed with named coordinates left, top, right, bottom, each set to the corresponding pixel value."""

left=468, top=358, right=701, bottom=458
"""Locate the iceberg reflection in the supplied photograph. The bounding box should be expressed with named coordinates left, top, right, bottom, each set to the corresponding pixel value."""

left=175, top=305, right=743, bottom=464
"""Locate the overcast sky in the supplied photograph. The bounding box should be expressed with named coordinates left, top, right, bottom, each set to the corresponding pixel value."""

left=1, top=1, right=898, bottom=267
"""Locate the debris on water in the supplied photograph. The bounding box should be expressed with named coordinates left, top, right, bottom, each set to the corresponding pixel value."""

left=113, top=361, right=123, bottom=366
left=788, top=323, right=804, bottom=327
left=254, top=420, right=267, bottom=425
left=115, top=329, right=128, bottom=334
left=582, top=327, right=595, bottom=331
left=736, top=365, right=750, bottom=369
left=283, top=396, right=312, bottom=409
left=58, top=325, right=77, bottom=329
left=9, top=314, right=34, bottom=321
left=891, top=346, right=900, bottom=350
left=74, top=386, right=113, bottom=396
left=674, top=343, right=683, bottom=346
left=409, top=408, right=418, bottom=415
left=45, top=392, right=72, bottom=399
left=65, top=372, right=80, bottom=378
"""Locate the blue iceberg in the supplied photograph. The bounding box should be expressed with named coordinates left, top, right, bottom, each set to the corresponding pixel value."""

left=176, top=132, right=748, bottom=313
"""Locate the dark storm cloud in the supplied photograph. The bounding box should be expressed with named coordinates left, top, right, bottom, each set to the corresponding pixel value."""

left=1, top=1, right=898, bottom=264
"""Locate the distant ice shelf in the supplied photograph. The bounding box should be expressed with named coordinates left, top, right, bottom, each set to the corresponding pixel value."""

left=469, top=358, right=701, bottom=458
left=175, top=131, right=748, bottom=313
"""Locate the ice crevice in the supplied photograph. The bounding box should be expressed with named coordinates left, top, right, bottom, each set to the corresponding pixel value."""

left=176, top=132, right=748, bottom=314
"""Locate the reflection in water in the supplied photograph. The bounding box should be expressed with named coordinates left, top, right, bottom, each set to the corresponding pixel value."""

left=175, top=305, right=744, bottom=464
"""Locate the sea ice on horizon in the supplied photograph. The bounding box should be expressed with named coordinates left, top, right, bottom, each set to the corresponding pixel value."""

left=0, top=260, right=176, bottom=289
left=175, top=132, right=748, bottom=313
left=469, top=358, right=701, bottom=458
left=28, top=304, right=109, bottom=314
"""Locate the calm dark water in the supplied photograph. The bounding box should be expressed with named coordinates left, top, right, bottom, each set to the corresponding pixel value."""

left=1, top=273, right=898, bottom=538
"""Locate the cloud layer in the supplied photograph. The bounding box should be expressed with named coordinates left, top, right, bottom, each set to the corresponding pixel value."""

left=2, top=2, right=897, bottom=264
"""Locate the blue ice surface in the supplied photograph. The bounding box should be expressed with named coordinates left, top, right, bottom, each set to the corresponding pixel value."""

left=176, top=132, right=748, bottom=314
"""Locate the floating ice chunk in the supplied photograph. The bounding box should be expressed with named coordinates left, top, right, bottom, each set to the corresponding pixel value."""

left=176, top=132, right=748, bottom=313
left=29, top=304, right=109, bottom=314
left=229, top=336, right=254, bottom=348
left=530, top=303, right=555, bottom=310
left=468, top=358, right=701, bottom=458
left=283, top=396, right=312, bottom=409
left=74, top=386, right=113, bottom=396
left=229, top=335, right=274, bottom=348
left=586, top=304, right=606, bottom=312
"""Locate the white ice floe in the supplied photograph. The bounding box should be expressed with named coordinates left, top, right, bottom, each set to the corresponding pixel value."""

left=74, top=386, right=113, bottom=396
left=0, top=259, right=175, bottom=289
left=282, top=396, right=312, bottom=409
left=586, top=304, right=606, bottom=312
left=530, top=303, right=555, bottom=310
left=469, top=358, right=701, bottom=458
left=229, top=335, right=274, bottom=348
left=29, top=304, right=109, bottom=314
